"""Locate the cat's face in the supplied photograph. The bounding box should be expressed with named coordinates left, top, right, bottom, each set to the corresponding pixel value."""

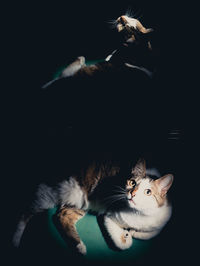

left=115, top=15, right=153, bottom=44
left=126, top=159, right=174, bottom=212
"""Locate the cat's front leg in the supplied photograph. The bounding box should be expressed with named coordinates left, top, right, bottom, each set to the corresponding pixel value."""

left=55, top=206, right=86, bottom=255
left=130, top=229, right=159, bottom=240
left=104, top=216, right=133, bottom=250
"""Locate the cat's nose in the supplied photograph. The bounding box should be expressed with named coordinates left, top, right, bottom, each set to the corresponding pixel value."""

left=131, top=188, right=138, bottom=197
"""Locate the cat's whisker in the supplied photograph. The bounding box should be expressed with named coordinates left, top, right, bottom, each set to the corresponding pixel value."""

left=107, top=19, right=118, bottom=29
left=136, top=14, right=144, bottom=20
left=102, top=197, right=126, bottom=207
left=112, top=190, right=126, bottom=195
left=114, top=185, right=126, bottom=191
left=105, top=197, right=126, bottom=208
left=112, top=187, right=127, bottom=194
left=107, top=19, right=117, bottom=24
left=103, top=195, right=126, bottom=201
left=125, top=8, right=142, bottom=20
left=113, top=188, right=126, bottom=193
left=112, top=193, right=126, bottom=197
left=107, top=20, right=117, bottom=25
left=101, top=195, right=126, bottom=204
left=125, top=7, right=133, bottom=17
left=133, top=9, right=142, bottom=19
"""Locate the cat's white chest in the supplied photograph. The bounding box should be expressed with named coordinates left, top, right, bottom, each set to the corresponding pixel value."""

left=119, top=211, right=155, bottom=230
left=113, top=206, right=172, bottom=232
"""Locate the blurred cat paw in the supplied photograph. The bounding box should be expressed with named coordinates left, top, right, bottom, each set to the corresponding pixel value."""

left=112, top=230, right=133, bottom=250
left=119, top=230, right=133, bottom=250
left=76, top=241, right=87, bottom=255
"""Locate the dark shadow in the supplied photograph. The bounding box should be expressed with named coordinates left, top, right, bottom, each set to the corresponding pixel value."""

left=96, top=214, right=122, bottom=252
left=14, top=211, right=87, bottom=266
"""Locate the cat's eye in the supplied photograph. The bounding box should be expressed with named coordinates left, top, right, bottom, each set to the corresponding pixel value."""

left=144, top=189, right=152, bottom=196
left=129, top=180, right=136, bottom=187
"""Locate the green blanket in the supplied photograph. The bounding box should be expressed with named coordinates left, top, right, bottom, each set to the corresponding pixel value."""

left=48, top=208, right=153, bottom=262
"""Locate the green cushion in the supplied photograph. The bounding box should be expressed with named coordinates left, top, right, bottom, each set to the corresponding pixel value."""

left=48, top=208, right=153, bottom=262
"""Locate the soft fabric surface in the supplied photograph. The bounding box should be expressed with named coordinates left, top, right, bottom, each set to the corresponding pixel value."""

left=48, top=208, right=152, bottom=262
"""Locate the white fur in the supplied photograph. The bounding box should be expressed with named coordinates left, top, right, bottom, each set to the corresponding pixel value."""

left=104, top=216, right=133, bottom=250
left=105, top=49, right=117, bottom=61
left=58, top=177, right=88, bottom=209
left=119, top=204, right=171, bottom=231
left=104, top=203, right=171, bottom=248
left=61, top=56, right=85, bottom=77
left=76, top=241, right=87, bottom=255
left=32, top=184, right=58, bottom=212
left=130, top=229, right=160, bottom=240
left=128, top=179, right=158, bottom=212
left=103, top=176, right=172, bottom=249
left=122, top=15, right=137, bottom=29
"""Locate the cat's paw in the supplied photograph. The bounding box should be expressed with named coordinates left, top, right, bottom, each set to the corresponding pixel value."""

left=76, top=241, right=87, bottom=255
left=112, top=230, right=133, bottom=250
left=119, top=230, right=133, bottom=250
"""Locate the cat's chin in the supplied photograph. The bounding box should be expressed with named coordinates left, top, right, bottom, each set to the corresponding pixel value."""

left=128, top=199, right=136, bottom=208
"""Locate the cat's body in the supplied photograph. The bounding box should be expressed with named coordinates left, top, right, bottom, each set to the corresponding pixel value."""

left=13, top=159, right=173, bottom=254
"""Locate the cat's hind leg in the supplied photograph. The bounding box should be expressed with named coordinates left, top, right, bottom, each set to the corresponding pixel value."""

left=55, top=206, right=86, bottom=255
left=104, top=216, right=133, bottom=250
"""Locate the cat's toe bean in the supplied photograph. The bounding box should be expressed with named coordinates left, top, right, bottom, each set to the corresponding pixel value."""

left=76, top=241, right=87, bottom=255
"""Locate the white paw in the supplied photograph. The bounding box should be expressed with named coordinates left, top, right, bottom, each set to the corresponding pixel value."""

left=112, top=230, right=133, bottom=250
left=120, top=230, right=133, bottom=250
left=76, top=241, right=87, bottom=255
left=77, top=56, right=85, bottom=65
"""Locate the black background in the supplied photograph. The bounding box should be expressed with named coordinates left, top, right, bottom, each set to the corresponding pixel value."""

left=4, top=0, right=195, bottom=265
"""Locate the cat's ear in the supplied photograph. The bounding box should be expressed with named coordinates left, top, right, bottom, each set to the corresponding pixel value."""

left=131, top=159, right=146, bottom=178
left=155, top=174, right=174, bottom=197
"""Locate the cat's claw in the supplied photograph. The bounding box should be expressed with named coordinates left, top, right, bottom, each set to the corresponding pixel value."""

left=76, top=241, right=87, bottom=255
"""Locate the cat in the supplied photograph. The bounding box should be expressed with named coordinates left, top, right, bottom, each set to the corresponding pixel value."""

left=41, top=15, right=155, bottom=89
left=12, top=159, right=173, bottom=255
left=102, top=159, right=173, bottom=250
